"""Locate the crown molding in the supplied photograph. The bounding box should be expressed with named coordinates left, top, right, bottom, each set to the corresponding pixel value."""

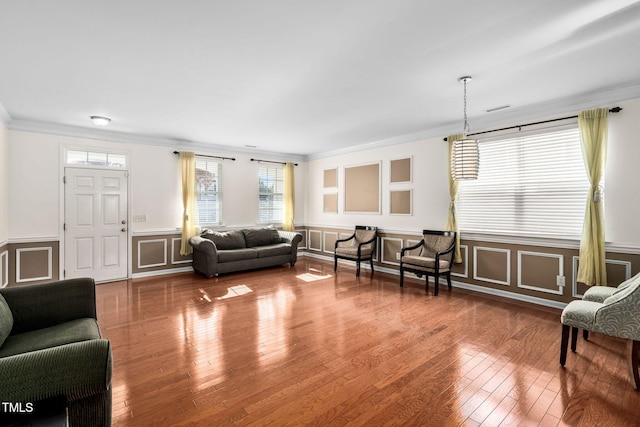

left=7, top=118, right=307, bottom=163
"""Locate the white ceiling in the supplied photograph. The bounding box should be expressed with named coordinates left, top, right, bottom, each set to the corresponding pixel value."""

left=1, top=0, right=640, bottom=159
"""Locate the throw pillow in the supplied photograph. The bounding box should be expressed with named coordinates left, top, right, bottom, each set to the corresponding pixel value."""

left=202, top=230, right=246, bottom=250
left=0, top=293, right=14, bottom=348
left=243, top=226, right=280, bottom=248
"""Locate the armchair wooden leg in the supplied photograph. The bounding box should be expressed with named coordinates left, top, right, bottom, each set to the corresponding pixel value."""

left=560, top=324, right=570, bottom=366
left=583, top=330, right=589, bottom=340
left=434, top=274, right=439, bottom=296
left=400, top=267, right=404, bottom=287
left=356, top=260, right=361, bottom=276
left=447, top=273, right=452, bottom=289
left=571, top=327, right=578, bottom=352
left=370, top=258, right=374, bottom=273
left=629, top=340, right=640, bottom=390
left=334, top=255, right=338, bottom=272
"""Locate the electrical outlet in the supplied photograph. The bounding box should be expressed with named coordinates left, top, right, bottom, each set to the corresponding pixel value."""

left=396, top=252, right=401, bottom=260
left=557, top=275, right=566, bottom=287
left=133, top=214, right=147, bottom=222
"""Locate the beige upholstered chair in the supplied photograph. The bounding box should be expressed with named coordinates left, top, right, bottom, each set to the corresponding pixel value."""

left=580, top=275, right=637, bottom=339
left=560, top=272, right=640, bottom=389
left=399, top=230, right=456, bottom=296
left=334, top=226, right=378, bottom=276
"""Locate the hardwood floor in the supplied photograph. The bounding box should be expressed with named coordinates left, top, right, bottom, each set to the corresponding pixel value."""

left=96, top=258, right=640, bottom=426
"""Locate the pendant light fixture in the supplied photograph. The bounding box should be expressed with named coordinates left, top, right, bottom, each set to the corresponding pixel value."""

left=451, top=76, right=479, bottom=180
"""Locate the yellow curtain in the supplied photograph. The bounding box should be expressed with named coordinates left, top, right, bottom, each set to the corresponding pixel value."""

left=446, top=133, right=463, bottom=263
left=577, top=108, right=608, bottom=286
left=180, top=151, right=197, bottom=256
left=283, top=162, right=295, bottom=231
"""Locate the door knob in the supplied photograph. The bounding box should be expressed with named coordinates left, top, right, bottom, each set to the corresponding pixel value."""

left=121, top=228, right=127, bottom=232
left=121, top=220, right=126, bottom=224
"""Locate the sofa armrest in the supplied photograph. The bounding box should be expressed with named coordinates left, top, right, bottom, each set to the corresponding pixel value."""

left=189, top=235, right=219, bottom=277
left=278, top=231, right=303, bottom=265
left=0, top=278, right=97, bottom=335
left=189, top=235, right=218, bottom=255
left=0, top=339, right=112, bottom=403
left=278, top=230, right=302, bottom=246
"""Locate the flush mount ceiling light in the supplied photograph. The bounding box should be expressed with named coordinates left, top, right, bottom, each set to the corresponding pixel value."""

left=451, top=76, right=479, bottom=181
left=90, top=115, right=111, bottom=126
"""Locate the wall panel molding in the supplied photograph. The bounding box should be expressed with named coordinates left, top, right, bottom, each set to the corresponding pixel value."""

left=473, top=246, right=510, bottom=286
left=137, top=239, right=167, bottom=269
left=1, top=250, right=8, bottom=288
left=16, top=247, right=53, bottom=283
left=517, top=250, right=564, bottom=295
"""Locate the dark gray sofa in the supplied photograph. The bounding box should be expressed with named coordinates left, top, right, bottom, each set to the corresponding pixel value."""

left=189, top=226, right=303, bottom=277
left=0, top=278, right=112, bottom=426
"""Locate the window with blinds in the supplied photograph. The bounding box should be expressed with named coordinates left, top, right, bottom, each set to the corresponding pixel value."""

left=258, top=165, right=284, bottom=223
left=456, top=126, right=590, bottom=238
left=195, top=158, right=222, bottom=225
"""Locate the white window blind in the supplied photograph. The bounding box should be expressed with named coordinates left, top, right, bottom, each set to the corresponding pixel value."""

left=258, top=165, right=284, bottom=223
left=195, top=158, right=222, bottom=225
left=456, top=127, right=590, bottom=238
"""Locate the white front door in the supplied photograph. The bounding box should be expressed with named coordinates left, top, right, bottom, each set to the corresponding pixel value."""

left=64, top=168, right=128, bottom=282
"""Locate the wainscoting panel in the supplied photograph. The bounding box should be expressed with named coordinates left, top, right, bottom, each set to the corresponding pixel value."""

left=381, top=237, right=403, bottom=266
left=1, top=249, right=8, bottom=288
left=137, top=239, right=167, bottom=269
left=16, top=247, right=53, bottom=283
left=473, top=246, right=511, bottom=286
left=518, top=251, right=564, bottom=295
left=132, top=233, right=192, bottom=275
left=308, top=230, right=322, bottom=251
left=323, top=232, right=338, bottom=254
left=171, top=238, right=192, bottom=265
left=572, top=256, right=633, bottom=298
left=451, top=245, right=468, bottom=279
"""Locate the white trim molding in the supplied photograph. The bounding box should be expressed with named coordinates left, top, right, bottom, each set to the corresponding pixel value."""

left=16, top=247, right=53, bottom=283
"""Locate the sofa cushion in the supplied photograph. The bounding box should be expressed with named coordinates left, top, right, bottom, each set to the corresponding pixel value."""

left=243, top=226, right=281, bottom=248
left=217, top=248, right=258, bottom=263
left=202, top=229, right=246, bottom=250
left=0, top=318, right=101, bottom=358
left=0, top=293, right=13, bottom=348
left=255, top=243, right=292, bottom=258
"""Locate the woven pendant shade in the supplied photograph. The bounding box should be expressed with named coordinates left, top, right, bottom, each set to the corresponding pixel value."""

left=451, top=137, right=479, bottom=180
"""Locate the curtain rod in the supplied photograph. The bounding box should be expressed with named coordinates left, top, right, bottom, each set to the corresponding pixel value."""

left=173, top=151, right=235, bottom=161
left=443, top=106, right=622, bottom=141
left=251, top=158, right=299, bottom=166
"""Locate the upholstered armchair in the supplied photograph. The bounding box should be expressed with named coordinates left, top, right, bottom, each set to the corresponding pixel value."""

left=0, top=278, right=112, bottom=425
left=560, top=272, right=640, bottom=389
left=334, top=225, right=378, bottom=276
left=580, top=274, right=638, bottom=339
left=399, top=230, right=456, bottom=296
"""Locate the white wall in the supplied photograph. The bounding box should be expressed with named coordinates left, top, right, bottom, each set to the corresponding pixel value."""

left=605, top=97, right=640, bottom=246
left=305, top=97, right=640, bottom=248
left=0, top=121, right=8, bottom=244
left=305, top=136, right=450, bottom=233
left=7, top=130, right=306, bottom=240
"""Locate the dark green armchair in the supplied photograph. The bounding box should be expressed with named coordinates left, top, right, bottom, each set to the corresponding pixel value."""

left=0, top=278, right=112, bottom=426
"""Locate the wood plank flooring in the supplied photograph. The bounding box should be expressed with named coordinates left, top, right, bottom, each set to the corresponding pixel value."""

left=96, top=258, right=640, bottom=426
